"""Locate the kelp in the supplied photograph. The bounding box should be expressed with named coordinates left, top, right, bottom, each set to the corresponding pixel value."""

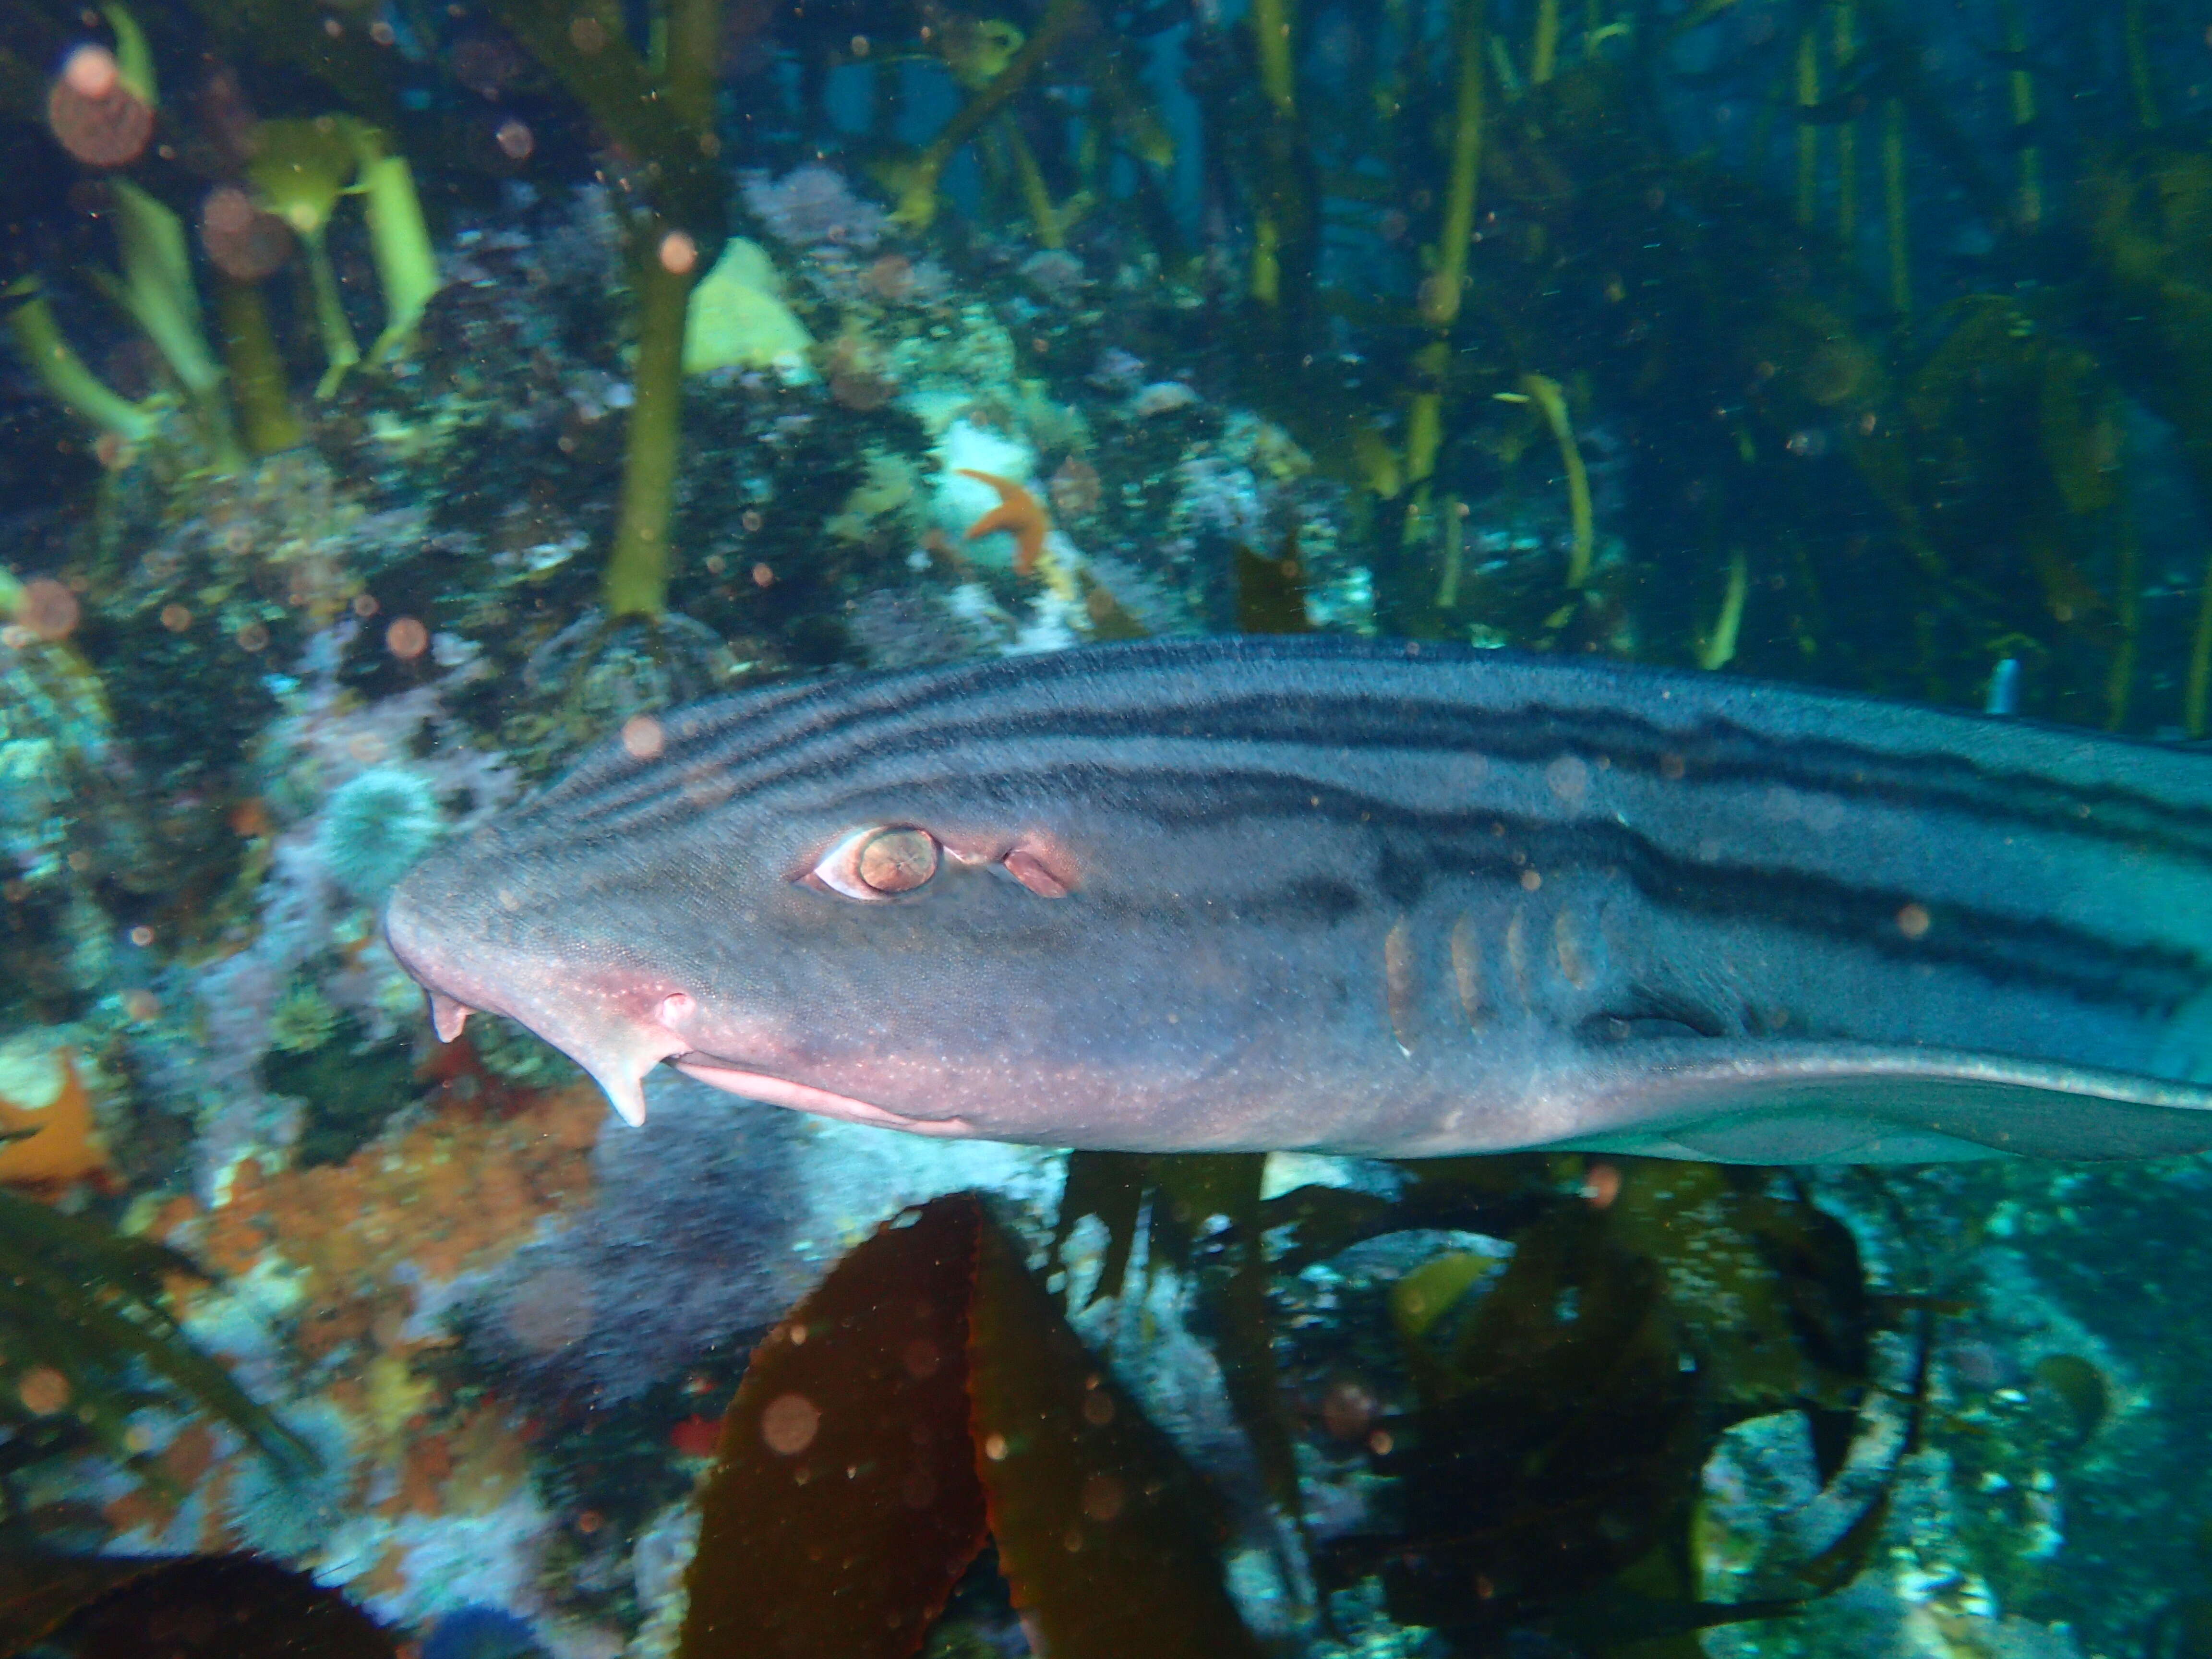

left=1306, top=1158, right=1918, bottom=1649
left=487, top=0, right=732, bottom=623
left=0, top=1186, right=308, bottom=1478
left=0, top=1553, right=393, bottom=1658
left=678, top=1192, right=1262, bottom=1659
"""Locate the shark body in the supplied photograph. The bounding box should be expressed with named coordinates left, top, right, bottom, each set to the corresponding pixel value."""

left=384, top=637, right=2212, bottom=1162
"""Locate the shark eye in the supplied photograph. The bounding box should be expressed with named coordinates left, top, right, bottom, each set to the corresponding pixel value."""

left=810, top=826, right=940, bottom=900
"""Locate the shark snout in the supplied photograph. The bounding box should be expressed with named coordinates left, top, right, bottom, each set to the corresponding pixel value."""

left=383, top=879, right=695, bottom=1128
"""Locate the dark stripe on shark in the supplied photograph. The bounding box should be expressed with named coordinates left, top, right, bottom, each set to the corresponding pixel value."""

left=523, top=675, right=2212, bottom=865
left=1035, top=771, right=2207, bottom=1019
left=543, top=738, right=2208, bottom=1022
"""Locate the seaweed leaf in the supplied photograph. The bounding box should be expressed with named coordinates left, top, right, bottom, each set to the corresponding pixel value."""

left=0, top=1553, right=394, bottom=1658
left=680, top=1194, right=1262, bottom=1659
left=0, top=1189, right=311, bottom=1471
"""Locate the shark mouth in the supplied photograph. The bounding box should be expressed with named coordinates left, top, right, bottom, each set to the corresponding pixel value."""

left=669, top=1058, right=975, bottom=1137
left=415, top=986, right=970, bottom=1137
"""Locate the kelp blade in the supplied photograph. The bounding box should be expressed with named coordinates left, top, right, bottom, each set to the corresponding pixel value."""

left=678, top=1197, right=989, bottom=1659
left=970, top=1205, right=1267, bottom=1659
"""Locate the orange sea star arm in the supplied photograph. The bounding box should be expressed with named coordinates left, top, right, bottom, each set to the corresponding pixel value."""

left=956, top=469, right=1050, bottom=575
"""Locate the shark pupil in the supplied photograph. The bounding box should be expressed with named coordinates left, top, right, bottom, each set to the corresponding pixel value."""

left=858, top=828, right=938, bottom=894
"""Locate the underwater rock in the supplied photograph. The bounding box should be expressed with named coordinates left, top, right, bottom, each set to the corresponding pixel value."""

left=740, top=163, right=888, bottom=253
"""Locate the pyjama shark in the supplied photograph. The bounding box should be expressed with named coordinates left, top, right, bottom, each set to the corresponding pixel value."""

left=384, top=637, right=2212, bottom=1163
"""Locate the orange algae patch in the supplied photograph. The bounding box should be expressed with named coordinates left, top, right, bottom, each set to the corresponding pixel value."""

left=192, top=1082, right=604, bottom=1344
left=384, top=1399, right=532, bottom=1521
left=0, top=1049, right=110, bottom=1189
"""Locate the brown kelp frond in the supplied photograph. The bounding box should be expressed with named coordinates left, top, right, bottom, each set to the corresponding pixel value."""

left=679, top=1192, right=1264, bottom=1659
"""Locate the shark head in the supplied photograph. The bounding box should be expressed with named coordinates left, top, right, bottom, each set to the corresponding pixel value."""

left=378, top=669, right=1270, bottom=1147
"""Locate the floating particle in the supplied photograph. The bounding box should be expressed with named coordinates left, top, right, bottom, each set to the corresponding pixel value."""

left=1897, top=903, right=1932, bottom=940
left=760, top=1392, right=819, bottom=1455
left=351, top=593, right=378, bottom=618
left=128, top=925, right=153, bottom=947
left=569, top=14, right=606, bottom=52
left=48, top=45, right=151, bottom=167
left=385, top=616, right=429, bottom=660
left=1582, top=1162, right=1622, bottom=1209
left=670, top=1415, right=721, bottom=1457
left=660, top=230, right=697, bottom=275
left=752, top=563, right=774, bottom=588
left=201, top=185, right=293, bottom=280
left=17, top=578, right=80, bottom=642
left=159, top=603, right=192, bottom=632
left=495, top=119, right=533, bottom=160
left=1080, top=1472, right=1125, bottom=1523
left=64, top=42, right=117, bottom=97
left=18, top=1366, right=69, bottom=1417
left=123, top=989, right=161, bottom=1021
left=621, top=716, right=664, bottom=760
left=235, top=621, right=270, bottom=653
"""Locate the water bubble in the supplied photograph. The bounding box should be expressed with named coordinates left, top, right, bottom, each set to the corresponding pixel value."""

left=505, top=1263, right=595, bottom=1352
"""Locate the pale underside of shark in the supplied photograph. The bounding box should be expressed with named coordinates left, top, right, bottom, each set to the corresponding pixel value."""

left=383, top=637, right=2212, bottom=1164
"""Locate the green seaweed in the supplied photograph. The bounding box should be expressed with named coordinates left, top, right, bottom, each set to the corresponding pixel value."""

left=487, top=0, right=731, bottom=622
left=0, top=1188, right=310, bottom=1481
